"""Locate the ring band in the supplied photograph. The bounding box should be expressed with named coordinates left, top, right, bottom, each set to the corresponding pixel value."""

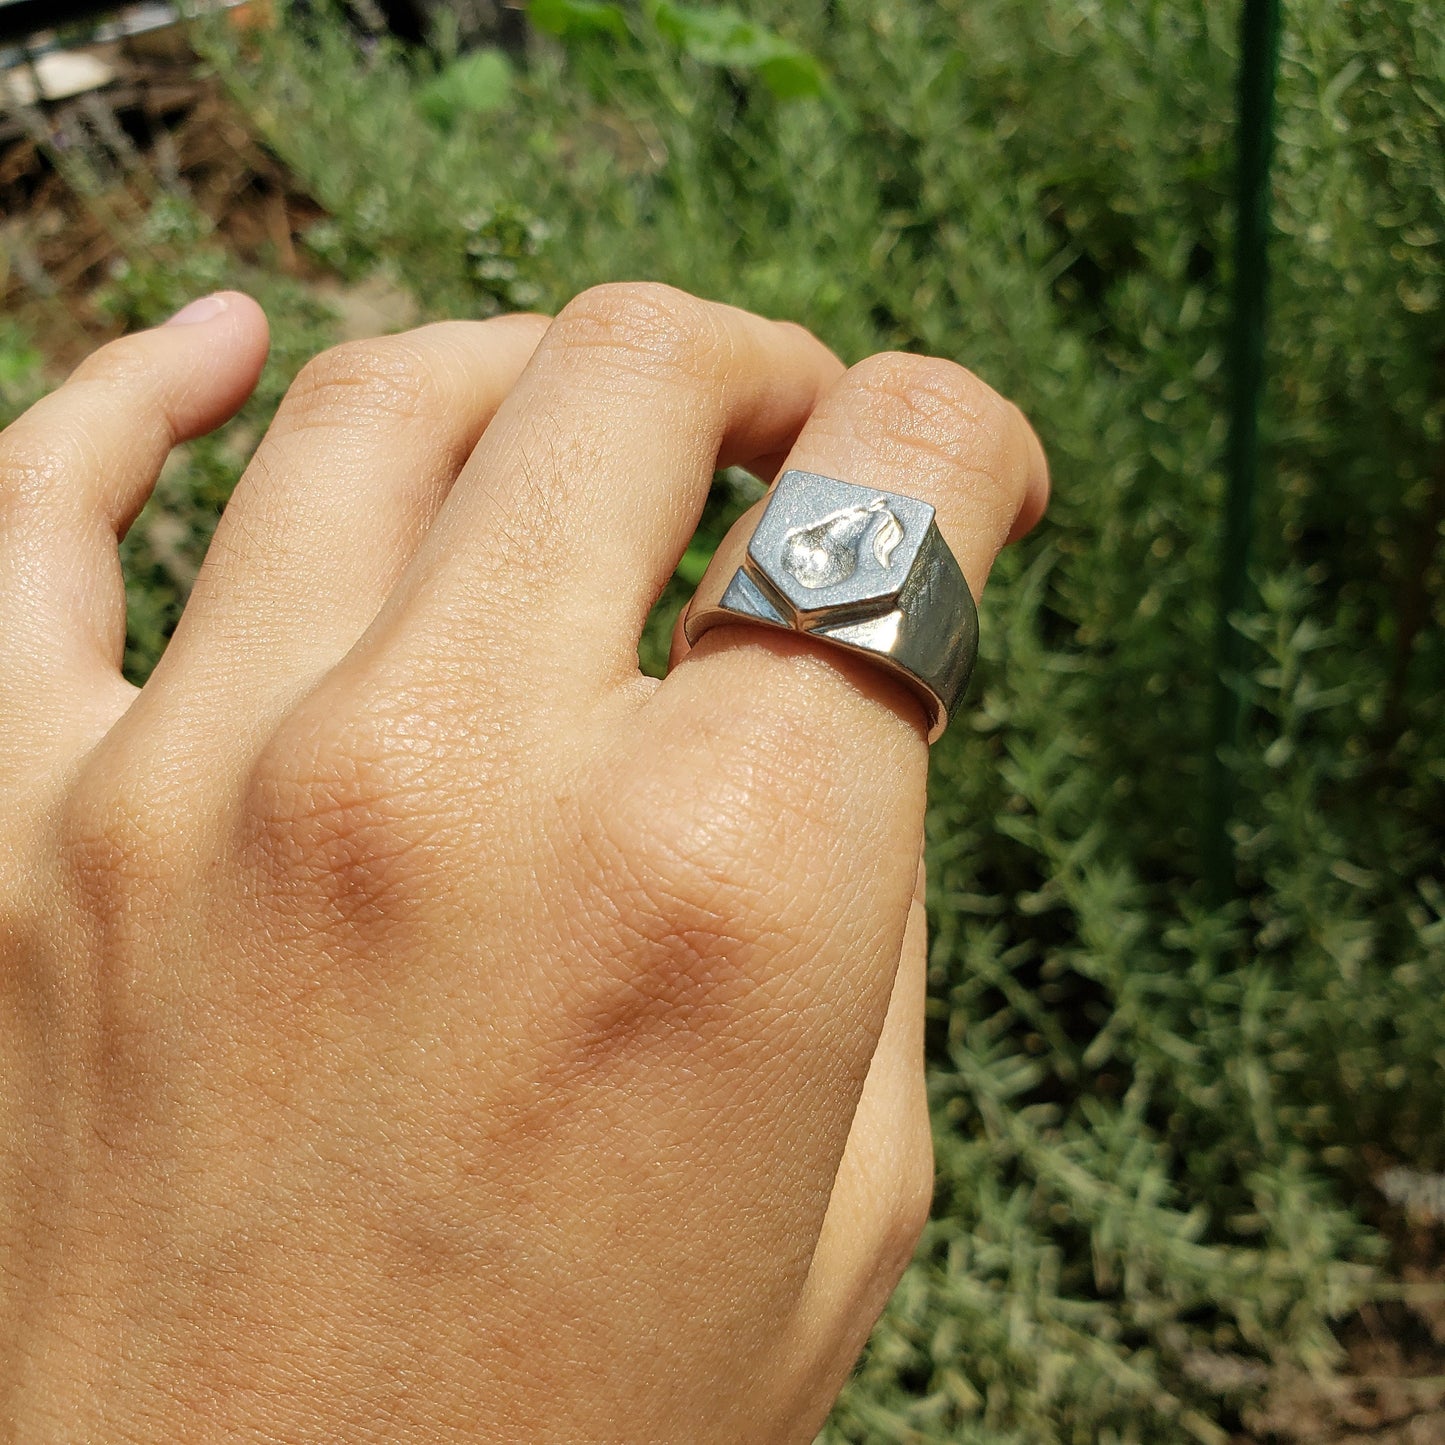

left=682, top=470, right=978, bottom=742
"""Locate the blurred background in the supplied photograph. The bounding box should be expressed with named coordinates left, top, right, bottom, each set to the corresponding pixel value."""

left=2, top=1, right=1442, bottom=1439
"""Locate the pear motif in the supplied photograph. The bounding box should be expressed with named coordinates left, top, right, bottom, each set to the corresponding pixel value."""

left=780, top=497, right=904, bottom=589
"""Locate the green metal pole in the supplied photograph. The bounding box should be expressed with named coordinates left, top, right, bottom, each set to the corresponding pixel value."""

left=1204, top=0, right=1283, bottom=899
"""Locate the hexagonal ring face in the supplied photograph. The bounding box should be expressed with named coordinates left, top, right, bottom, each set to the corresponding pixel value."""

left=681, top=467, right=979, bottom=741
left=745, top=470, right=937, bottom=623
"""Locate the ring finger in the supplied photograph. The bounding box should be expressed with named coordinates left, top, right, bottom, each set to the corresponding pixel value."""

left=628, top=349, right=1047, bottom=1227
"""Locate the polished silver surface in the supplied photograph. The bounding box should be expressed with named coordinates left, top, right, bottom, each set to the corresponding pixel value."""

left=781, top=497, right=902, bottom=587
left=682, top=470, right=978, bottom=742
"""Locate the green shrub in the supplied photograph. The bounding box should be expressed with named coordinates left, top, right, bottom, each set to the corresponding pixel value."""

left=0, top=319, right=44, bottom=405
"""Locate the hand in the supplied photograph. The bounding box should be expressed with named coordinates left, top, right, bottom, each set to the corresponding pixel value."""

left=0, top=284, right=1046, bottom=1441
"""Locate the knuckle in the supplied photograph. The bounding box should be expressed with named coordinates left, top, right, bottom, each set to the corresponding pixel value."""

left=57, top=747, right=181, bottom=920
left=0, top=423, right=78, bottom=531
left=562, top=779, right=802, bottom=1045
left=551, top=281, right=724, bottom=383
left=69, top=333, right=168, bottom=396
left=240, top=702, right=447, bottom=934
left=848, top=350, right=1022, bottom=475
left=0, top=339, right=176, bottom=532
left=283, top=337, right=440, bottom=433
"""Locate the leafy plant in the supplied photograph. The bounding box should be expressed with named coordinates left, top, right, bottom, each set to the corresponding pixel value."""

left=416, top=47, right=514, bottom=130
left=531, top=0, right=829, bottom=98
left=0, top=319, right=43, bottom=406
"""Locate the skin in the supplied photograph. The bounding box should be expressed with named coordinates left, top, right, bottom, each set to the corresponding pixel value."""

left=0, top=284, right=1047, bottom=1442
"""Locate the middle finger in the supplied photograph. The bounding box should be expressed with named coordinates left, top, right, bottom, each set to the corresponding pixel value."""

left=354, top=283, right=843, bottom=719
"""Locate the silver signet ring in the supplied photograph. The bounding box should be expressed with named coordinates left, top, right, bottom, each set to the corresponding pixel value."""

left=682, top=471, right=979, bottom=742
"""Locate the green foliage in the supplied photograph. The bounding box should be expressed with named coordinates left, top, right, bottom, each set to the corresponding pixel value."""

left=95, top=194, right=230, bottom=328
left=0, top=319, right=44, bottom=409
left=416, top=48, right=514, bottom=131
left=4, top=0, right=1441, bottom=1435
left=648, top=1, right=829, bottom=98
left=530, top=0, right=827, bottom=97
left=528, top=0, right=629, bottom=42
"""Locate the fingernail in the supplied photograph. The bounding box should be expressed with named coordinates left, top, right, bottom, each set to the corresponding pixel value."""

left=164, top=293, right=230, bottom=327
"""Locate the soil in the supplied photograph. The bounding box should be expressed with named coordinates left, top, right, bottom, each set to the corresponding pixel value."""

left=1228, top=1205, right=1445, bottom=1445
left=1, top=10, right=324, bottom=365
